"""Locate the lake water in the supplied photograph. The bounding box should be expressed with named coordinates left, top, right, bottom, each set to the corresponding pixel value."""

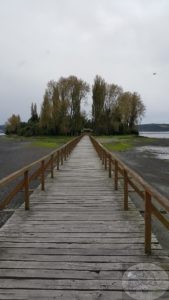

left=139, top=131, right=169, bottom=139
left=138, top=132, right=169, bottom=160
left=137, top=146, right=169, bottom=160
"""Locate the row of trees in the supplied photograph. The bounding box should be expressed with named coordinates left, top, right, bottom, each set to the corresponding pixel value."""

left=5, top=75, right=145, bottom=136
left=40, top=77, right=89, bottom=135
left=92, top=75, right=145, bottom=135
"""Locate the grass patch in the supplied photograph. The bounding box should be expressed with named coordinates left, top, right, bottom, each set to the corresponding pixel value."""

left=103, top=141, right=133, bottom=152
left=97, top=135, right=156, bottom=152
left=30, top=136, right=72, bottom=149
left=31, top=140, right=60, bottom=148
left=4, top=135, right=72, bottom=149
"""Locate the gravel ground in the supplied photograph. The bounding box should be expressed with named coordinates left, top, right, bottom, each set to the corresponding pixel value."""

left=118, top=138, right=169, bottom=198
left=0, top=137, right=53, bottom=179
left=0, top=136, right=53, bottom=227
left=117, top=138, right=169, bottom=251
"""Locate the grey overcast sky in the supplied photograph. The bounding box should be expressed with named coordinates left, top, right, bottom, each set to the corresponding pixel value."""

left=0, top=0, right=169, bottom=124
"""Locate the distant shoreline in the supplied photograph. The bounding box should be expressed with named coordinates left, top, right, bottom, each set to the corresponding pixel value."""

left=139, top=123, right=169, bottom=132
left=139, top=131, right=169, bottom=138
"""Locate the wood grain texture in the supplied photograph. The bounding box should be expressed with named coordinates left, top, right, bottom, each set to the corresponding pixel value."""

left=0, top=136, right=168, bottom=299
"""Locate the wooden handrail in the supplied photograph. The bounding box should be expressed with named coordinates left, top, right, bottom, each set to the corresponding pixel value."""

left=0, top=135, right=82, bottom=211
left=90, top=135, right=169, bottom=254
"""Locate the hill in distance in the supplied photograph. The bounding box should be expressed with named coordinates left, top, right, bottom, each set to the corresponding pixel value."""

left=139, top=123, right=169, bottom=132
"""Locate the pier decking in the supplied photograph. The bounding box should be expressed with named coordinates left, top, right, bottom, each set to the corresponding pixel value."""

left=0, top=136, right=168, bottom=299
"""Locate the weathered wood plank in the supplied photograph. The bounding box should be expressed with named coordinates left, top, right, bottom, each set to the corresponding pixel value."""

left=0, top=268, right=168, bottom=280
left=0, top=278, right=168, bottom=290
left=0, top=261, right=168, bottom=270
left=0, top=247, right=167, bottom=256
left=0, top=290, right=169, bottom=300
left=0, top=290, right=128, bottom=300
left=0, top=242, right=161, bottom=249
left=0, top=253, right=168, bottom=263
left=0, top=232, right=148, bottom=238
left=0, top=237, right=158, bottom=243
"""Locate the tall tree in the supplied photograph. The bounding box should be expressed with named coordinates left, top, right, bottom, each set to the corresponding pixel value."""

left=40, top=91, right=52, bottom=133
left=56, top=77, right=71, bottom=135
left=92, top=75, right=106, bottom=134
left=46, top=80, right=61, bottom=134
left=51, top=76, right=89, bottom=135
left=128, top=92, right=145, bottom=131
left=66, top=76, right=89, bottom=135
left=104, top=84, right=123, bottom=134
left=29, top=103, right=39, bottom=123
left=5, top=114, right=21, bottom=134
left=117, top=92, right=145, bottom=133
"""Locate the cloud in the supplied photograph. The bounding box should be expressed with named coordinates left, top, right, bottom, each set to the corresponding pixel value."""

left=0, top=0, right=169, bottom=123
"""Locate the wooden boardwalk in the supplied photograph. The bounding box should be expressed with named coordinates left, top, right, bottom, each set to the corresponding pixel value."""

left=0, top=136, right=168, bottom=299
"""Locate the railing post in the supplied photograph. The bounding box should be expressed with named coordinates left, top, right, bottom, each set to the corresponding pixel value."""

left=145, top=191, right=152, bottom=254
left=102, top=151, right=104, bottom=165
left=69, top=144, right=71, bottom=155
left=99, top=148, right=102, bottom=160
left=41, top=160, right=45, bottom=191
left=97, top=145, right=100, bottom=158
left=24, top=170, right=29, bottom=210
left=64, top=147, right=67, bottom=160
left=108, top=155, right=112, bottom=178
left=51, top=154, right=54, bottom=179
left=98, top=147, right=100, bottom=158
left=61, top=150, right=63, bottom=165
left=105, top=153, right=107, bottom=170
left=123, top=169, right=128, bottom=210
left=57, top=151, right=60, bottom=170
left=66, top=146, right=68, bottom=159
left=114, top=160, right=118, bottom=190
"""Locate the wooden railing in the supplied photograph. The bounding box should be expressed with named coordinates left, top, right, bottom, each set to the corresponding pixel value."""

left=0, top=136, right=81, bottom=211
left=90, top=135, right=169, bottom=254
